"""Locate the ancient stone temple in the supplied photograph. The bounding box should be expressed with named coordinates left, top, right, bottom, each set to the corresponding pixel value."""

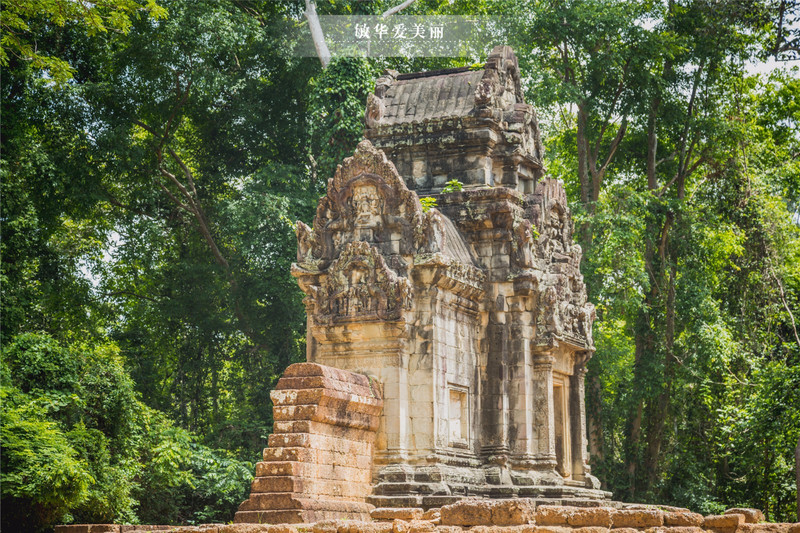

left=235, top=45, right=608, bottom=524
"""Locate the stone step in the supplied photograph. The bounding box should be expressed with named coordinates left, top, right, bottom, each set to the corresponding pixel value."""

left=233, top=509, right=371, bottom=524
left=238, top=493, right=373, bottom=512
left=261, top=447, right=373, bottom=469
left=250, top=475, right=372, bottom=499
left=272, top=404, right=380, bottom=431
left=255, top=460, right=372, bottom=483
left=267, top=431, right=376, bottom=456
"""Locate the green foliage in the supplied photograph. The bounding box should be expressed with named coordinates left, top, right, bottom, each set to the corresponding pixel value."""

left=420, top=197, right=438, bottom=212
left=442, top=179, right=464, bottom=193
left=0, top=333, right=252, bottom=531
left=0, top=389, right=94, bottom=531
left=0, top=0, right=167, bottom=83
left=308, top=56, right=380, bottom=181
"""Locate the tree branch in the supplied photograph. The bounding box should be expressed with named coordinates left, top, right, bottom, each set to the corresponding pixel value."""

left=305, top=0, right=331, bottom=68
left=102, top=189, right=154, bottom=219
left=593, top=59, right=630, bottom=162
left=156, top=179, right=192, bottom=212
left=158, top=166, right=195, bottom=207
left=382, top=0, right=418, bottom=17
left=167, top=147, right=198, bottom=198
left=600, top=117, right=628, bottom=175
left=768, top=258, right=800, bottom=350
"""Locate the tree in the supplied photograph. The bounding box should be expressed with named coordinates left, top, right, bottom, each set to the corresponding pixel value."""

left=0, top=0, right=166, bottom=83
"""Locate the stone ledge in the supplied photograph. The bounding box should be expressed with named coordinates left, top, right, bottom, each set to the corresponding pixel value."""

left=91, top=521, right=800, bottom=533
left=58, top=504, right=800, bottom=533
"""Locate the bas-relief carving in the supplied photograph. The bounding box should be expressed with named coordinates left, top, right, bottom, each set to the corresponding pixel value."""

left=352, top=184, right=382, bottom=228
left=294, top=140, right=425, bottom=271
left=317, top=241, right=412, bottom=324
left=532, top=187, right=595, bottom=352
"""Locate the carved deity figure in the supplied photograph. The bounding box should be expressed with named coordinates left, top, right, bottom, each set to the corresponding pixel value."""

left=296, top=222, right=316, bottom=263
left=544, top=207, right=572, bottom=262
left=512, top=219, right=535, bottom=269
left=542, top=285, right=561, bottom=334
left=352, top=184, right=382, bottom=228
left=365, top=93, right=385, bottom=129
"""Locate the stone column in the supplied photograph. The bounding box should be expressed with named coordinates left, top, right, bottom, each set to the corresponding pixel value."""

left=481, top=319, right=510, bottom=458
left=530, top=349, right=557, bottom=470
left=507, top=296, right=535, bottom=465
left=570, top=360, right=591, bottom=482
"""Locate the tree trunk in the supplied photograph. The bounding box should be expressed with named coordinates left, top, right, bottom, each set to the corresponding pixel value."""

left=587, top=373, right=605, bottom=465
left=646, top=106, right=659, bottom=190
left=305, top=0, right=331, bottom=68
left=795, top=435, right=799, bottom=521
left=643, top=262, right=676, bottom=493
left=577, top=102, right=590, bottom=208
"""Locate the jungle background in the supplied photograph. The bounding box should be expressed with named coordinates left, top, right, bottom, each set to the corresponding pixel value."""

left=2, top=1, right=799, bottom=531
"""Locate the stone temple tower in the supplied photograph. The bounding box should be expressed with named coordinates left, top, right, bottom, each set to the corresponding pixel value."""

left=294, top=45, right=606, bottom=505
left=236, top=46, right=608, bottom=523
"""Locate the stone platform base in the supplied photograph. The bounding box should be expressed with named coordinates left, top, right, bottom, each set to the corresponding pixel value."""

left=61, top=501, right=799, bottom=533
left=369, top=463, right=611, bottom=510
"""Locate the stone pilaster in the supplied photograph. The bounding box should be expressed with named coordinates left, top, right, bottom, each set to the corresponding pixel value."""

left=481, top=318, right=510, bottom=458
left=507, top=295, right=536, bottom=466
left=530, top=350, right=557, bottom=471
left=570, top=360, right=591, bottom=483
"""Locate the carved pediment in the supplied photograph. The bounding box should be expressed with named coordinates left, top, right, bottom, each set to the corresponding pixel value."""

left=314, top=241, right=412, bottom=324
left=301, top=140, right=424, bottom=265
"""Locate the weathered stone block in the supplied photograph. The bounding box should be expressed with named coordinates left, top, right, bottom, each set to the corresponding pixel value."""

left=572, top=527, right=610, bottom=533
left=218, top=525, right=272, bottom=533
left=529, top=527, right=573, bottom=533
left=54, top=526, right=120, bottom=533
left=312, top=520, right=340, bottom=533
left=611, top=509, right=664, bottom=528
left=568, top=508, right=613, bottom=528
left=738, top=526, right=795, bottom=533
left=491, top=499, right=536, bottom=526
left=406, top=520, right=437, bottom=533
left=536, top=506, right=572, bottom=526
left=371, top=508, right=426, bottom=521
left=663, top=512, right=704, bottom=527
left=423, top=509, right=442, bottom=522
left=705, top=514, right=745, bottom=531
left=644, top=527, right=704, bottom=533
left=724, top=510, right=765, bottom=524
left=440, top=499, right=493, bottom=526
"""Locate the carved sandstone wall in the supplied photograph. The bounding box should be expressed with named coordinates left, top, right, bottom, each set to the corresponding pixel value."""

left=234, top=363, right=383, bottom=524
